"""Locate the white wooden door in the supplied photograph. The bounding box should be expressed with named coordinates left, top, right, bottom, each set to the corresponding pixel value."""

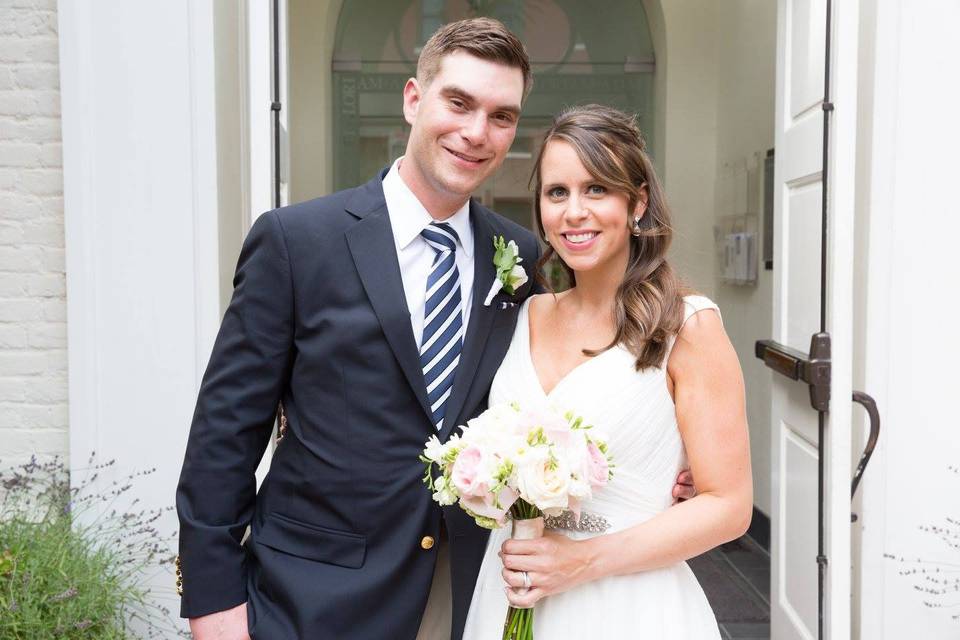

left=770, top=0, right=857, bottom=638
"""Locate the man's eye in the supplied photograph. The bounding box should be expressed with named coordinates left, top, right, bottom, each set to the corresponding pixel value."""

left=450, top=99, right=466, bottom=110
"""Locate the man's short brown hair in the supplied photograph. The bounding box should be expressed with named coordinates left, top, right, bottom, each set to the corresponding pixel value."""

left=417, top=17, right=533, bottom=100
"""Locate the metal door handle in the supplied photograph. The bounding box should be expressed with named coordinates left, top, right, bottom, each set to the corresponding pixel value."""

left=755, top=334, right=831, bottom=411
left=850, top=391, right=880, bottom=519
left=755, top=339, right=881, bottom=521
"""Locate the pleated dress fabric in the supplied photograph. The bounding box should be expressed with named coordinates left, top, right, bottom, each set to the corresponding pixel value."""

left=461, top=295, right=723, bottom=640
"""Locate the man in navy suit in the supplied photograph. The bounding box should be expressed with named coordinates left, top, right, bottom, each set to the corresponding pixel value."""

left=177, top=17, right=694, bottom=640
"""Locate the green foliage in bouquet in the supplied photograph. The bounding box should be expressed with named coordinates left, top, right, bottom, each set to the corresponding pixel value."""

left=0, top=456, right=187, bottom=640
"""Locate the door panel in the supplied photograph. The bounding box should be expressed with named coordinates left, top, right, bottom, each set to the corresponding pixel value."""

left=784, top=182, right=822, bottom=354
left=781, top=427, right=819, bottom=638
left=772, top=0, right=855, bottom=638
left=789, top=0, right=828, bottom=117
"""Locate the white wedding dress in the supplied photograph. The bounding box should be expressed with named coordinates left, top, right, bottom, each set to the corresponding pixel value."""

left=461, top=295, right=722, bottom=639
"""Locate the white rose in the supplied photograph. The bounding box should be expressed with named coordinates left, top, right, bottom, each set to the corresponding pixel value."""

left=507, top=263, right=528, bottom=289
left=516, top=449, right=570, bottom=515
left=462, top=404, right=526, bottom=460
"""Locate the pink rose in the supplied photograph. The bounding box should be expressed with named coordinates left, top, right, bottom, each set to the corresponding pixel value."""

left=460, top=485, right=519, bottom=525
left=586, top=441, right=609, bottom=488
left=451, top=446, right=485, bottom=496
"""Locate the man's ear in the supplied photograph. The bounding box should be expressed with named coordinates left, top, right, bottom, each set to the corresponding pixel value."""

left=634, top=184, right=650, bottom=220
left=402, top=77, right=422, bottom=126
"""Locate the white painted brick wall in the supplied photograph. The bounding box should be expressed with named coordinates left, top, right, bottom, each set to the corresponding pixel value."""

left=0, top=0, right=68, bottom=467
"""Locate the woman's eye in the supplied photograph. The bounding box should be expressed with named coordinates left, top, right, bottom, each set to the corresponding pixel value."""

left=547, top=187, right=567, bottom=198
left=588, top=184, right=607, bottom=195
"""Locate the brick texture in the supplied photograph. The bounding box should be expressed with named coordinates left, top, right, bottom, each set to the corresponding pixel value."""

left=0, top=0, right=67, bottom=468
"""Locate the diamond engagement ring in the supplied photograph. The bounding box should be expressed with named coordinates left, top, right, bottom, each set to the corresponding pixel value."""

left=520, top=571, right=531, bottom=589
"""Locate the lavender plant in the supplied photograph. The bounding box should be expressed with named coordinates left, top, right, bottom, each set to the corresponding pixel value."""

left=0, top=455, right=188, bottom=639
left=884, top=465, right=960, bottom=622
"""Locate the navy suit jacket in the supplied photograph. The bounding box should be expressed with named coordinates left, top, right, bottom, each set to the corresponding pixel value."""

left=176, top=170, right=540, bottom=639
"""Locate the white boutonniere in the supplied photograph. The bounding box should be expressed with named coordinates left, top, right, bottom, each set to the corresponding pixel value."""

left=483, top=235, right=529, bottom=306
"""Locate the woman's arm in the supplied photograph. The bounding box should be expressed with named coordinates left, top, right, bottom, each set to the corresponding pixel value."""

left=500, top=309, right=752, bottom=606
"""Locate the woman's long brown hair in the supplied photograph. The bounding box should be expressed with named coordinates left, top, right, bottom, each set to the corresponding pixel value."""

left=531, top=104, right=687, bottom=371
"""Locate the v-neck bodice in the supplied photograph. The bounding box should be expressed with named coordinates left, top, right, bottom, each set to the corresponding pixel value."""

left=518, top=299, right=621, bottom=398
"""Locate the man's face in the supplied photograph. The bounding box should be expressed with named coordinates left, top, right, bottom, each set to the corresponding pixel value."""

left=401, top=51, right=525, bottom=211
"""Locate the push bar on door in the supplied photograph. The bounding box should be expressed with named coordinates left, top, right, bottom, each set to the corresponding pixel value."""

left=755, top=333, right=831, bottom=411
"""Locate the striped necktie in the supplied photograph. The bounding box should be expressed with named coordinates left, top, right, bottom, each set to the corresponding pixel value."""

left=419, top=222, right=464, bottom=431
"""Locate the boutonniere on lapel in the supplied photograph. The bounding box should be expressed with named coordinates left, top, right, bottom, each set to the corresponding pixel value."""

left=483, top=235, right=529, bottom=306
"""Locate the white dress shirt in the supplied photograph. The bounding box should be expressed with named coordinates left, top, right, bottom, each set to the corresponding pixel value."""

left=382, top=157, right=475, bottom=347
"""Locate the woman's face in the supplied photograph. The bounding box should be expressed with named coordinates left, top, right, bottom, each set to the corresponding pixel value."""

left=538, top=140, right=644, bottom=277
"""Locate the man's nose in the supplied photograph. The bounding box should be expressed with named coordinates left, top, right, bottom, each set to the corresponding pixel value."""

left=461, top=112, right=488, bottom=146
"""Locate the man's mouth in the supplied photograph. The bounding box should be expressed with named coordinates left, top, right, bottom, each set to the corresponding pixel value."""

left=445, top=147, right=486, bottom=165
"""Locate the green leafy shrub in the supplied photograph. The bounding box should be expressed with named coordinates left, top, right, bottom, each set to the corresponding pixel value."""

left=0, top=456, right=186, bottom=639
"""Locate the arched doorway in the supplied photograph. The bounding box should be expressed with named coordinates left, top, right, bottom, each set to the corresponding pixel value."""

left=326, top=0, right=657, bottom=228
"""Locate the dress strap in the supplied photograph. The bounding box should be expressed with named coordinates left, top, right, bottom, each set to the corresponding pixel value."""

left=663, top=295, right=722, bottom=367
left=679, top=295, right=721, bottom=332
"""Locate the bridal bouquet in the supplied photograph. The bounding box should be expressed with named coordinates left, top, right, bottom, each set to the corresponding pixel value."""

left=420, top=402, right=614, bottom=640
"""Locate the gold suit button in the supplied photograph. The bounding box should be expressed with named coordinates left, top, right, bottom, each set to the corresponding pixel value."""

left=420, top=536, right=435, bottom=550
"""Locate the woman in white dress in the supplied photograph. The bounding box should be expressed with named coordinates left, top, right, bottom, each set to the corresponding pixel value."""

left=462, top=105, right=753, bottom=639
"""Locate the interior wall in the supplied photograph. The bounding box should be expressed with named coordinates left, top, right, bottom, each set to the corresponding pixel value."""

left=288, top=0, right=341, bottom=203
left=641, top=0, right=667, bottom=181
left=654, top=2, right=719, bottom=297
left=214, top=0, right=246, bottom=312
left=710, top=2, right=777, bottom=517
left=649, top=1, right=776, bottom=517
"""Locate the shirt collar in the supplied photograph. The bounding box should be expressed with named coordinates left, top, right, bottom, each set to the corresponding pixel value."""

left=382, top=157, right=474, bottom=257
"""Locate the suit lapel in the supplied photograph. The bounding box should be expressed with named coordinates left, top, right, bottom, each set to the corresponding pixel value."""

left=440, top=203, right=498, bottom=439
left=345, top=175, right=434, bottom=425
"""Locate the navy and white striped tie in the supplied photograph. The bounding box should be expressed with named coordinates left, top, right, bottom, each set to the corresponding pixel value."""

left=419, top=222, right=463, bottom=430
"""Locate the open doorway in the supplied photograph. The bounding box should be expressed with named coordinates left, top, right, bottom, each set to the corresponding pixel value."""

left=282, top=1, right=779, bottom=638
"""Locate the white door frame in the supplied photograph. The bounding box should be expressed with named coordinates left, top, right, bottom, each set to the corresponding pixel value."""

left=243, top=0, right=289, bottom=484
left=245, top=0, right=284, bottom=221
left=823, top=0, right=857, bottom=635
left=59, top=2, right=220, bottom=631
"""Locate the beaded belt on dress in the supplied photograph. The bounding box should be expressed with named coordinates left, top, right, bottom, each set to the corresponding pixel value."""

left=543, top=510, right=611, bottom=534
